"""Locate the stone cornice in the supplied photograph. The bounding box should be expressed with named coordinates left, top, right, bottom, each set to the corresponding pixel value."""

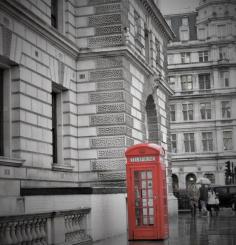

left=139, top=0, right=175, bottom=41
left=196, top=0, right=236, bottom=11
left=0, top=0, right=79, bottom=59
left=0, top=156, right=25, bottom=167
left=168, top=38, right=236, bottom=50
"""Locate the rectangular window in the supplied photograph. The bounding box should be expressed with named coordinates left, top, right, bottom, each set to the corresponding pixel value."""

left=0, top=69, right=3, bottom=156
left=198, top=28, right=206, bottom=40
left=145, top=29, right=150, bottom=63
left=180, top=29, right=189, bottom=41
left=168, top=76, right=176, bottom=90
left=222, top=101, right=231, bottom=119
left=200, top=102, right=211, bottom=120
left=202, top=132, right=213, bottom=151
left=134, top=10, right=141, bottom=42
left=155, top=38, right=160, bottom=65
left=181, top=75, right=192, bottom=91
left=220, top=71, right=229, bottom=87
left=223, top=131, right=232, bottom=150
left=218, top=24, right=226, bottom=39
left=199, top=74, right=210, bottom=90
left=51, top=83, right=65, bottom=165
left=51, top=0, right=58, bottom=28
left=170, top=104, right=176, bottom=122
left=184, top=133, right=195, bottom=152
left=182, top=103, right=193, bottom=121
left=171, top=134, right=177, bottom=153
left=182, top=17, right=189, bottom=26
left=198, top=51, right=208, bottom=62
left=181, top=52, right=190, bottom=63
left=219, top=47, right=228, bottom=60
left=52, top=91, right=58, bottom=163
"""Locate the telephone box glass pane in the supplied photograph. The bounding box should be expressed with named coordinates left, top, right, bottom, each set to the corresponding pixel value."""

left=134, top=170, right=155, bottom=226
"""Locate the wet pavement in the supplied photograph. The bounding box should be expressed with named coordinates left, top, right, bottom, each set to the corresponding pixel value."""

left=93, top=208, right=236, bottom=245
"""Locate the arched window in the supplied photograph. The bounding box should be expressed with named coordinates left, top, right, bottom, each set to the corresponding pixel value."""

left=145, top=95, right=159, bottom=144
left=185, top=173, right=196, bottom=189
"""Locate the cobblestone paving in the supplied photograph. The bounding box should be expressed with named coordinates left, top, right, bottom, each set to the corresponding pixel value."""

left=93, top=208, right=236, bottom=245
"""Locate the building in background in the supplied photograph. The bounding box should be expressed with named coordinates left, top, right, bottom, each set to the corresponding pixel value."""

left=165, top=0, right=236, bottom=191
left=0, top=0, right=176, bottom=243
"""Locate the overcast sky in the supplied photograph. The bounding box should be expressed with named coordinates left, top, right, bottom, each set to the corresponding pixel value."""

left=158, top=0, right=199, bottom=15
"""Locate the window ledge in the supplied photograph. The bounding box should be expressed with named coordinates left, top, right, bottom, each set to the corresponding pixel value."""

left=0, top=156, right=25, bottom=167
left=52, top=164, right=74, bottom=172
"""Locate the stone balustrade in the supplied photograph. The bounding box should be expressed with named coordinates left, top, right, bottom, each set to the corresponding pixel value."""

left=0, top=208, right=92, bottom=245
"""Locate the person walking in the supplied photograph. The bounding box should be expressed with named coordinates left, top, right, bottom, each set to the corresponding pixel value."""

left=187, top=182, right=200, bottom=217
left=207, top=188, right=219, bottom=216
left=199, top=184, right=208, bottom=216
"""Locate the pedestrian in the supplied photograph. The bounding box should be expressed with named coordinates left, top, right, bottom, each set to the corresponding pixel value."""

left=187, top=182, right=200, bottom=217
left=199, top=184, right=208, bottom=216
left=207, top=187, right=219, bottom=216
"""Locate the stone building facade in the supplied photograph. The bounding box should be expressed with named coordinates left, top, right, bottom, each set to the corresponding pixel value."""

left=165, top=0, right=236, bottom=190
left=0, top=0, right=176, bottom=243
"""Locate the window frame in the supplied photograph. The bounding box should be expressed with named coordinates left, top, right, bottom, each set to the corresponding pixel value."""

left=220, top=71, right=229, bottom=87
left=221, top=101, right=231, bottom=119
left=202, top=132, right=213, bottom=152
left=182, top=103, right=193, bottom=121
left=223, top=131, right=233, bottom=151
left=170, top=104, right=176, bottom=122
left=171, top=134, right=177, bottom=153
left=200, top=102, right=211, bottom=120
left=51, top=83, right=65, bottom=166
left=181, top=52, right=190, bottom=63
left=199, top=73, right=211, bottom=90
left=184, top=133, right=195, bottom=152
left=198, top=51, right=208, bottom=62
left=181, top=75, right=192, bottom=91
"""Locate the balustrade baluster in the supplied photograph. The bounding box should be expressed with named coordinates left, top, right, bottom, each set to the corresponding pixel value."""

left=21, top=221, right=28, bottom=245
left=9, top=222, right=18, bottom=245
left=1, top=223, right=11, bottom=245
left=75, top=214, right=81, bottom=231
left=31, top=219, right=37, bottom=245
left=15, top=221, right=23, bottom=245
left=25, top=220, right=33, bottom=245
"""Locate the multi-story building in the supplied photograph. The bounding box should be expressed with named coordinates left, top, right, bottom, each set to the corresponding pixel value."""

left=0, top=0, right=176, bottom=243
left=165, top=0, right=236, bottom=191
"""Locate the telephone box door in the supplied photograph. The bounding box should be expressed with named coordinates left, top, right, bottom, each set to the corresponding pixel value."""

left=128, top=165, right=158, bottom=240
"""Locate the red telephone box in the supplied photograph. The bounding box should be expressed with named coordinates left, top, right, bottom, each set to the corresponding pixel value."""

left=125, top=143, right=168, bottom=240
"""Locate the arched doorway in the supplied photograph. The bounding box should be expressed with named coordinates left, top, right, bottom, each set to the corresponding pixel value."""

left=172, top=174, right=179, bottom=194
left=145, top=95, right=159, bottom=144
left=185, top=173, right=196, bottom=189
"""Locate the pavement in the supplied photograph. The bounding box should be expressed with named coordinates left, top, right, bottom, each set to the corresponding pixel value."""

left=93, top=208, right=236, bottom=245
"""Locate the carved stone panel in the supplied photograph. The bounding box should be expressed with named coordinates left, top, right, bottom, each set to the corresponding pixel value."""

left=88, top=35, right=123, bottom=48
left=97, top=126, right=126, bottom=136
left=91, top=113, right=125, bottom=126
left=98, top=171, right=126, bottom=181
left=96, top=57, right=122, bottom=69
left=96, top=80, right=123, bottom=91
left=96, top=25, right=122, bottom=36
left=90, top=136, right=125, bottom=148
left=88, top=0, right=121, bottom=5
left=90, top=91, right=124, bottom=104
left=97, top=148, right=125, bottom=158
left=95, top=4, right=121, bottom=14
left=90, top=69, right=123, bottom=80
left=97, top=103, right=126, bottom=114
left=91, top=158, right=125, bottom=171
left=88, top=14, right=121, bottom=26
